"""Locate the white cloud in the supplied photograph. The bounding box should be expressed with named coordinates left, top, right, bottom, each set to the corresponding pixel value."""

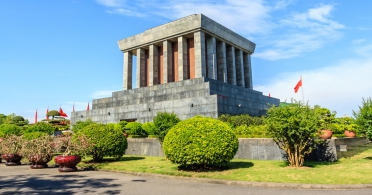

left=352, top=39, right=366, bottom=44
left=255, top=57, right=372, bottom=117
left=255, top=4, right=344, bottom=60
left=91, top=90, right=114, bottom=99
left=355, top=43, right=372, bottom=57
left=107, top=8, right=147, bottom=17
left=96, top=0, right=124, bottom=7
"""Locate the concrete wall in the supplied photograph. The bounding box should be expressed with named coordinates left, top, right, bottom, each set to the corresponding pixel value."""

left=125, top=138, right=371, bottom=161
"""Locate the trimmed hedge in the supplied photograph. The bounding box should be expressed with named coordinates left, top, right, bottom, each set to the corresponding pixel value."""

left=125, top=122, right=146, bottom=136
left=25, top=122, right=55, bottom=135
left=234, top=125, right=271, bottom=138
left=163, top=116, right=239, bottom=167
left=77, top=124, right=127, bottom=162
left=142, top=122, right=156, bottom=135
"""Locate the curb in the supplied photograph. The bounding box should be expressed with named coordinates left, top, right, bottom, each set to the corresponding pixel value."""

left=97, top=169, right=372, bottom=189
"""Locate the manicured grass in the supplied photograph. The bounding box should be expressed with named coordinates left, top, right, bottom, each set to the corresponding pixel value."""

left=80, top=149, right=372, bottom=184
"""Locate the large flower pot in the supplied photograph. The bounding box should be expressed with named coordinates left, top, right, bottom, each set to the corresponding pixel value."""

left=344, top=130, right=356, bottom=138
left=319, top=129, right=333, bottom=139
left=1, top=154, right=22, bottom=166
left=54, top=155, right=81, bottom=172
left=29, top=154, right=53, bottom=169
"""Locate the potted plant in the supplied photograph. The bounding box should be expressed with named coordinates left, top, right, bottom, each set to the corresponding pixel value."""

left=54, top=133, right=92, bottom=172
left=315, top=107, right=335, bottom=139
left=21, top=134, right=55, bottom=169
left=0, top=135, right=23, bottom=166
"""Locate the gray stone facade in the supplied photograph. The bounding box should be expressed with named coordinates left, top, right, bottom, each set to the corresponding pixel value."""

left=70, top=14, right=279, bottom=125
left=71, top=77, right=279, bottom=124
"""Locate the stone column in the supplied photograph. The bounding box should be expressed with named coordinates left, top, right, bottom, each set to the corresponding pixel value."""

left=163, top=40, right=173, bottom=83
left=217, top=41, right=227, bottom=83
left=206, top=36, right=217, bottom=79
left=243, top=53, right=253, bottom=89
left=194, top=31, right=206, bottom=78
left=226, top=46, right=236, bottom=85
left=123, top=51, right=133, bottom=90
left=136, top=48, right=146, bottom=88
left=235, top=49, right=245, bottom=87
left=149, top=45, right=159, bottom=86
left=178, top=36, right=188, bottom=80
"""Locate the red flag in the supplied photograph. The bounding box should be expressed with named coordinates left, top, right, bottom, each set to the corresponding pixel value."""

left=59, top=107, right=68, bottom=117
left=87, top=101, right=90, bottom=111
left=46, top=107, right=49, bottom=120
left=72, top=103, right=75, bottom=112
left=268, top=93, right=271, bottom=97
left=294, top=78, right=302, bottom=93
left=35, top=109, right=38, bottom=123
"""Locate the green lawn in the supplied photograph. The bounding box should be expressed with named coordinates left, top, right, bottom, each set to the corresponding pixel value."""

left=80, top=149, right=372, bottom=184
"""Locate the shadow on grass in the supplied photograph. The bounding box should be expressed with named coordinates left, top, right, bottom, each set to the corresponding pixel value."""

left=364, top=157, right=372, bottom=160
left=277, top=160, right=338, bottom=168
left=177, top=161, right=254, bottom=172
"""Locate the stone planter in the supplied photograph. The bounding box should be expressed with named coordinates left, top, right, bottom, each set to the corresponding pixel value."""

left=344, top=130, right=356, bottom=138
left=1, top=154, right=22, bottom=166
left=319, top=129, right=333, bottom=139
left=54, top=155, right=81, bottom=172
left=28, top=154, right=53, bottom=169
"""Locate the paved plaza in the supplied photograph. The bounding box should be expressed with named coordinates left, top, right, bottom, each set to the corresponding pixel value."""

left=0, top=164, right=371, bottom=195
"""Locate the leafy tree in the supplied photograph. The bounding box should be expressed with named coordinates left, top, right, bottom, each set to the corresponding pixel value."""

left=11, top=116, right=28, bottom=126
left=71, top=119, right=96, bottom=133
left=153, top=112, right=181, bottom=144
left=47, top=110, right=60, bottom=119
left=264, top=101, right=319, bottom=167
left=0, top=114, right=7, bottom=124
left=353, top=97, right=372, bottom=140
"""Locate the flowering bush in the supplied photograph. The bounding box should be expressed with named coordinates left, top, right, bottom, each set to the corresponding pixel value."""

left=0, top=134, right=24, bottom=154
left=54, top=134, right=93, bottom=156
left=21, top=135, right=55, bottom=163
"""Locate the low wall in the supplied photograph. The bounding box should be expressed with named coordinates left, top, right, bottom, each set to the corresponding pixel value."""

left=125, top=137, right=371, bottom=161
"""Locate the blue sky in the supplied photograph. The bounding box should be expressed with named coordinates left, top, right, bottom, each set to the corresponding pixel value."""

left=1, top=0, right=372, bottom=123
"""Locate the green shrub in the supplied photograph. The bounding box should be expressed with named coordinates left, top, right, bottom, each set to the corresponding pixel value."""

left=77, top=124, right=127, bottom=162
left=71, top=119, right=95, bottom=133
left=153, top=112, right=181, bottom=143
left=219, top=114, right=263, bottom=128
left=22, top=132, right=49, bottom=140
left=114, top=121, right=128, bottom=133
left=25, top=122, right=55, bottom=135
left=163, top=116, right=239, bottom=168
left=142, top=122, right=156, bottom=135
left=125, top=122, right=146, bottom=136
left=234, top=125, right=271, bottom=138
left=0, top=124, right=22, bottom=137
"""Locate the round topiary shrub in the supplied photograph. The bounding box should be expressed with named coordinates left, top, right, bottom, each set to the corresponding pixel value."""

left=142, top=122, right=156, bottom=135
left=163, top=116, right=239, bottom=168
left=77, top=124, right=127, bottom=162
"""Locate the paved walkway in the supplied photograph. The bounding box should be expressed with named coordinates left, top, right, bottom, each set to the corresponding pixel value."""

left=0, top=164, right=371, bottom=195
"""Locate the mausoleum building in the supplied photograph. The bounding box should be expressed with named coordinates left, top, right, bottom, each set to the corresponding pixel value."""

left=70, top=14, right=279, bottom=125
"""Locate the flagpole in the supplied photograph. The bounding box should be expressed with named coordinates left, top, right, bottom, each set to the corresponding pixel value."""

left=301, top=75, right=304, bottom=103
